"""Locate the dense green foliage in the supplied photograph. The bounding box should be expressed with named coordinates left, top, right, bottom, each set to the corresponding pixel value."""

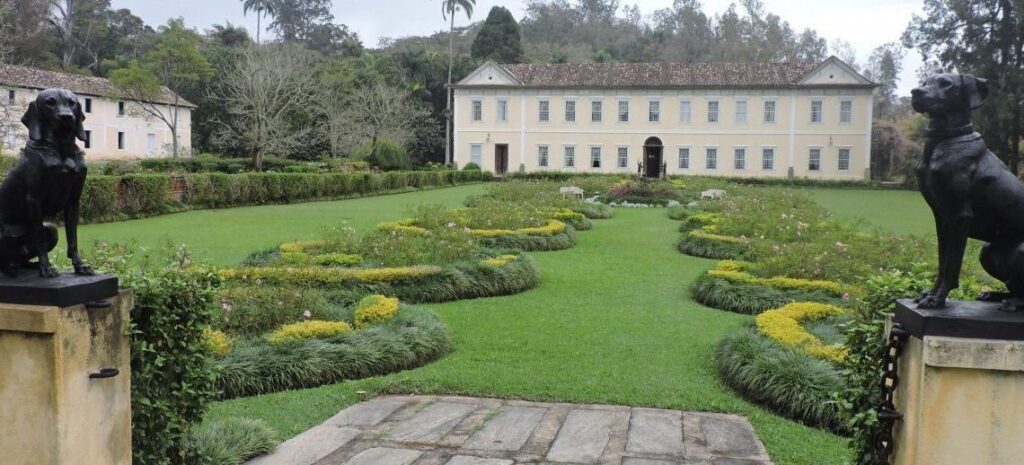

left=352, top=139, right=413, bottom=171
left=471, top=6, right=524, bottom=63
left=677, top=233, right=747, bottom=259
left=691, top=274, right=843, bottom=315
left=183, top=417, right=278, bottom=465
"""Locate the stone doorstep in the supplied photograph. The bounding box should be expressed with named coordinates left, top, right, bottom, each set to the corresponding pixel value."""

left=245, top=395, right=773, bottom=465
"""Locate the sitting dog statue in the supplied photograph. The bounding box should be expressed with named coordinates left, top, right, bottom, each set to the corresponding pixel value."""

left=912, top=73, right=1024, bottom=311
left=0, top=88, right=93, bottom=278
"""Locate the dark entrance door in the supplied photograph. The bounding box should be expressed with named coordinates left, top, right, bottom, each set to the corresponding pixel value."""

left=495, top=144, right=509, bottom=175
left=643, top=137, right=663, bottom=178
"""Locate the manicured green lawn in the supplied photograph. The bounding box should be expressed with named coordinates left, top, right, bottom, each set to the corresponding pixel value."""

left=78, top=184, right=488, bottom=265
left=806, top=187, right=932, bottom=236
left=204, top=206, right=849, bottom=465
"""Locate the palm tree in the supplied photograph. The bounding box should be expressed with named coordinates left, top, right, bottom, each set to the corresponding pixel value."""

left=241, top=0, right=275, bottom=43
left=442, top=0, right=475, bottom=166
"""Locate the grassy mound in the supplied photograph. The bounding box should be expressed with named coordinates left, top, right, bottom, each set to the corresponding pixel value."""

left=691, top=273, right=844, bottom=315
left=480, top=228, right=577, bottom=252
left=677, top=232, right=747, bottom=259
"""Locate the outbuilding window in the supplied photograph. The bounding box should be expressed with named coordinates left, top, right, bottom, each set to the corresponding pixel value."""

left=117, top=132, right=126, bottom=150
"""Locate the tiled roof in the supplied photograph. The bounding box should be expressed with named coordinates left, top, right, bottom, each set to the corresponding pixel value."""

left=0, top=64, right=196, bottom=107
left=492, top=59, right=866, bottom=89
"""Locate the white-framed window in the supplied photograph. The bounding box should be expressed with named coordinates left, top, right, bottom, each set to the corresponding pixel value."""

left=471, top=99, right=483, bottom=122
left=539, top=99, right=550, bottom=122
left=565, top=99, right=576, bottom=122
left=84, top=98, right=92, bottom=113
left=838, top=148, right=851, bottom=171
left=734, top=148, right=746, bottom=170
left=840, top=100, right=853, bottom=123
left=117, top=132, right=126, bottom=150
left=470, top=143, right=483, bottom=166
left=591, top=99, right=602, bottom=122
left=496, top=99, right=508, bottom=122
left=678, top=147, right=690, bottom=169
left=679, top=100, right=692, bottom=123
left=564, top=145, right=576, bottom=167
left=118, top=101, right=126, bottom=116
left=590, top=146, right=601, bottom=168
left=811, top=99, right=823, bottom=123
left=617, top=146, right=628, bottom=168
left=707, top=100, right=719, bottom=123
left=735, top=100, right=748, bottom=124
left=618, top=99, right=629, bottom=122
left=762, top=148, right=775, bottom=170
left=706, top=148, right=718, bottom=170
left=538, top=145, right=549, bottom=167
left=809, top=148, right=821, bottom=171
left=649, top=99, right=660, bottom=122
left=83, top=130, right=92, bottom=149
left=763, top=100, right=776, bottom=123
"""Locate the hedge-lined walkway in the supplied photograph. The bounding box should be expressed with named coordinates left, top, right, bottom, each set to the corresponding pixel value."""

left=208, top=207, right=850, bottom=465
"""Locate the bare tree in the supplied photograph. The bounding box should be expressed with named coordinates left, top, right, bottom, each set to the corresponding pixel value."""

left=215, top=45, right=318, bottom=171
left=325, top=81, right=429, bottom=160
left=0, top=0, right=12, bottom=64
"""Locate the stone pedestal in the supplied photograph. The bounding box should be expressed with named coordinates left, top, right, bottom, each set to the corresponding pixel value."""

left=0, top=275, right=129, bottom=465
left=892, top=299, right=1024, bottom=465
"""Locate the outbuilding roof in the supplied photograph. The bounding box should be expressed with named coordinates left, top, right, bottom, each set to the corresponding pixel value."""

left=0, top=64, right=196, bottom=107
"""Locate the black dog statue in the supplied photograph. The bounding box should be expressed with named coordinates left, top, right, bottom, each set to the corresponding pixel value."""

left=912, top=73, right=1024, bottom=311
left=0, top=88, right=93, bottom=278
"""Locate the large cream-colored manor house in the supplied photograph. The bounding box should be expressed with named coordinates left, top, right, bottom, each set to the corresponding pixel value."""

left=453, top=57, right=875, bottom=179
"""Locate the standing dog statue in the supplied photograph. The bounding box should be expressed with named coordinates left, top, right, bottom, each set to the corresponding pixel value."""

left=0, top=88, right=93, bottom=278
left=912, top=73, right=1024, bottom=311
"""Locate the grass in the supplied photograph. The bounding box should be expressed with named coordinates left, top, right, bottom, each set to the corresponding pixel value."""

left=806, top=187, right=931, bottom=236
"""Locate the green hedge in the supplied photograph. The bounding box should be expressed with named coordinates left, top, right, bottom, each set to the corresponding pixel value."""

left=481, top=229, right=578, bottom=252
left=80, top=170, right=493, bottom=223
left=691, top=273, right=844, bottom=315
left=677, top=234, right=747, bottom=259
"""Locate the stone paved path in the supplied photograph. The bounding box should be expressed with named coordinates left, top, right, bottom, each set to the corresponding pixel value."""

left=247, top=395, right=772, bottom=465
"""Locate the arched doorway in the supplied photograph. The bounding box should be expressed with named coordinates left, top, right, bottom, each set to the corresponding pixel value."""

left=643, top=137, right=664, bottom=179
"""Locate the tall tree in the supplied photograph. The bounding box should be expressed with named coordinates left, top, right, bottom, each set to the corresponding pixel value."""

left=866, top=42, right=904, bottom=120
left=441, top=0, right=475, bottom=166
left=903, top=0, right=1023, bottom=172
left=265, top=0, right=331, bottom=43
left=241, top=0, right=274, bottom=43
left=109, top=19, right=213, bottom=157
left=216, top=45, right=318, bottom=170
left=325, top=80, right=429, bottom=162
left=471, top=6, right=524, bottom=63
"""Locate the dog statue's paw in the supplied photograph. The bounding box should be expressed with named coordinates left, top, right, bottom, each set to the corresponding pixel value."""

left=73, top=262, right=94, bottom=276
left=39, top=264, right=59, bottom=278
left=999, top=298, right=1024, bottom=313
left=917, top=295, right=947, bottom=309
left=914, top=291, right=933, bottom=304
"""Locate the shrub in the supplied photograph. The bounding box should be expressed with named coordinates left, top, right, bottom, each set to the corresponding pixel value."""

left=679, top=213, right=723, bottom=233
left=183, top=417, right=277, bottom=465
left=215, top=306, right=451, bottom=398
left=677, top=231, right=748, bottom=259
left=691, top=273, right=843, bottom=315
left=219, top=265, right=444, bottom=285
left=572, top=202, right=614, bottom=219
left=267, top=320, right=353, bottom=345
left=81, top=175, right=120, bottom=222
left=481, top=254, right=518, bottom=267
left=462, top=162, right=481, bottom=171
left=216, top=285, right=333, bottom=336
left=716, top=327, right=846, bottom=433
left=469, top=219, right=567, bottom=238
left=119, top=174, right=173, bottom=216
left=354, top=295, right=400, bottom=328
left=606, top=179, right=680, bottom=204
left=756, top=302, right=848, bottom=363
left=707, top=269, right=845, bottom=296
left=481, top=228, right=577, bottom=252
left=203, top=329, right=233, bottom=356
left=279, top=252, right=363, bottom=267
left=353, top=139, right=412, bottom=170
left=361, top=227, right=480, bottom=267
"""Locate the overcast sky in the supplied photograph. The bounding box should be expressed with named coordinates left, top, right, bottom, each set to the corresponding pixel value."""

left=110, top=0, right=925, bottom=94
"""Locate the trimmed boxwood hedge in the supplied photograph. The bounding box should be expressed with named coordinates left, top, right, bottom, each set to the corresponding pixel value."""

left=79, top=170, right=493, bottom=223
left=480, top=228, right=577, bottom=252
left=572, top=203, right=614, bottom=219
left=215, top=305, right=450, bottom=399
left=715, top=327, right=846, bottom=434
left=691, top=273, right=844, bottom=315
left=677, top=233, right=747, bottom=259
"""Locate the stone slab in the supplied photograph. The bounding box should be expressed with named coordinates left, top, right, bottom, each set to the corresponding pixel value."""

left=445, top=456, right=515, bottom=465
left=546, top=408, right=620, bottom=463
left=248, top=425, right=359, bottom=465
left=342, top=447, right=423, bottom=465
left=387, top=402, right=478, bottom=443
left=895, top=299, right=1024, bottom=341
left=626, top=408, right=684, bottom=456
left=622, top=459, right=679, bottom=465
left=463, top=406, right=547, bottom=451
left=700, top=416, right=764, bottom=459
left=0, top=272, right=118, bottom=307
left=327, top=397, right=410, bottom=427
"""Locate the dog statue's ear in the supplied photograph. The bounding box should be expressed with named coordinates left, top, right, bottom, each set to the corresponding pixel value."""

left=963, top=74, right=990, bottom=110
left=21, top=101, right=42, bottom=141
left=74, top=99, right=87, bottom=142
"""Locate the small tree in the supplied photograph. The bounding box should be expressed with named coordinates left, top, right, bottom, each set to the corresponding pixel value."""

left=215, top=45, right=318, bottom=171
left=325, top=81, right=428, bottom=163
left=471, top=6, right=524, bottom=63
left=109, top=19, right=212, bottom=158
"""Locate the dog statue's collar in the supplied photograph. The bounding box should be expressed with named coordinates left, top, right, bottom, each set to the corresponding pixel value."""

left=927, top=123, right=976, bottom=140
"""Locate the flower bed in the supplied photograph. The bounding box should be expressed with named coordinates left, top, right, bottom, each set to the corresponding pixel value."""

left=677, top=230, right=748, bottom=259
left=691, top=272, right=844, bottom=315
left=755, top=302, right=848, bottom=363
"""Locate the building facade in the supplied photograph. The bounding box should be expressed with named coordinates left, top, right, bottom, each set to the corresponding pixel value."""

left=453, top=57, right=875, bottom=179
left=0, top=64, right=194, bottom=160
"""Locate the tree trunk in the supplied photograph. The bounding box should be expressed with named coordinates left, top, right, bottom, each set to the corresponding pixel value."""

left=445, top=11, right=454, bottom=166
left=256, top=12, right=261, bottom=44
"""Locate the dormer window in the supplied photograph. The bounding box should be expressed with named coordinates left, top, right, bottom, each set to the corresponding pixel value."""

left=6, top=90, right=14, bottom=104
left=118, top=101, right=125, bottom=116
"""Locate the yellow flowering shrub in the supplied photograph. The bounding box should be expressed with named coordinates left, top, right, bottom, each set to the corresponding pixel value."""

left=707, top=269, right=844, bottom=296
left=279, top=240, right=324, bottom=254
left=279, top=252, right=362, bottom=267
left=715, top=260, right=751, bottom=273
left=756, top=302, right=847, bottom=363
left=689, top=230, right=747, bottom=244
left=203, top=328, right=233, bottom=356
left=267, top=320, right=353, bottom=345
left=480, top=254, right=519, bottom=267
left=219, top=265, right=443, bottom=285
left=469, top=220, right=567, bottom=238
left=377, top=220, right=429, bottom=235
left=552, top=209, right=585, bottom=222
left=354, top=294, right=400, bottom=328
